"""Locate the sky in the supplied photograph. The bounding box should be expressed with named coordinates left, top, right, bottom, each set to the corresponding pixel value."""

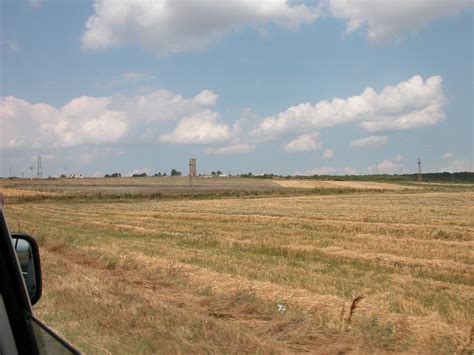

left=1, top=0, right=473, bottom=177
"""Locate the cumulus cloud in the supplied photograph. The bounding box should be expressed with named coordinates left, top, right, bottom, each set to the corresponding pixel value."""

left=252, top=75, right=446, bottom=139
left=393, top=154, right=403, bottom=162
left=204, top=143, right=255, bottom=155
left=111, top=89, right=218, bottom=122
left=442, top=152, right=454, bottom=160
left=194, top=90, right=219, bottom=107
left=0, top=96, right=128, bottom=149
left=440, top=159, right=472, bottom=172
left=120, top=72, right=155, bottom=82
left=328, top=0, right=473, bottom=42
left=351, top=135, right=388, bottom=148
left=81, top=0, right=320, bottom=57
left=159, top=110, right=230, bottom=144
left=321, top=148, right=333, bottom=160
left=367, top=159, right=402, bottom=174
left=1, top=88, right=219, bottom=149
left=283, top=132, right=322, bottom=153
left=439, top=153, right=472, bottom=172
left=295, top=166, right=358, bottom=176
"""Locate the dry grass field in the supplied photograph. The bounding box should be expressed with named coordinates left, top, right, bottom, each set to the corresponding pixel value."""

left=273, top=180, right=419, bottom=190
left=2, top=179, right=473, bottom=354
left=1, top=176, right=284, bottom=197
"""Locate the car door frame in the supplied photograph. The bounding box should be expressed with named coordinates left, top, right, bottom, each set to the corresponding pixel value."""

left=0, top=197, right=79, bottom=354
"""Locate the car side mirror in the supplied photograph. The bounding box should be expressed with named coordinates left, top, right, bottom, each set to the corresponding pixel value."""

left=11, top=233, right=42, bottom=305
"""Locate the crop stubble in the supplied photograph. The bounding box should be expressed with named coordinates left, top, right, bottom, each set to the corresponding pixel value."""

left=3, top=187, right=474, bottom=353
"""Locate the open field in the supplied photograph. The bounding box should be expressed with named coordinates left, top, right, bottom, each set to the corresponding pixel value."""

left=2, top=176, right=469, bottom=201
left=0, top=177, right=284, bottom=197
left=2, top=179, right=474, bottom=353
left=273, top=180, right=419, bottom=190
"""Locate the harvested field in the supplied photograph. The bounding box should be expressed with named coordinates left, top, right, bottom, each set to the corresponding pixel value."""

left=3, top=182, right=474, bottom=353
left=1, top=177, right=283, bottom=198
left=273, top=180, right=418, bottom=190
left=0, top=187, right=58, bottom=198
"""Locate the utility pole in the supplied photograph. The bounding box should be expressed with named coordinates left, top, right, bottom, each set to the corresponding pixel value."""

left=29, top=166, right=34, bottom=179
left=36, top=155, right=43, bottom=179
left=417, top=158, right=422, bottom=183
left=188, top=160, right=193, bottom=187
left=9, top=165, right=12, bottom=178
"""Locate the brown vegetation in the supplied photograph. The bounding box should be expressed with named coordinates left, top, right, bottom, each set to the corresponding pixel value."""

left=273, top=180, right=418, bottom=190
left=3, top=180, right=473, bottom=353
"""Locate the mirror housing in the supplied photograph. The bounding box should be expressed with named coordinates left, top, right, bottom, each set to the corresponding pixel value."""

left=11, top=233, right=42, bottom=305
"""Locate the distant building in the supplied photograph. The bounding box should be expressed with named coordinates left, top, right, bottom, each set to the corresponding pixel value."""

left=189, top=158, right=197, bottom=177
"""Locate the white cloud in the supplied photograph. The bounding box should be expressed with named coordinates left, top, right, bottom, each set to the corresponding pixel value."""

left=120, top=72, right=155, bottom=82
left=0, top=96, right=128, bottom=149
left=81, top=0, right=320, bottom=57
left=440, top=159, right=472, bottom=173
left=252, top=75, right=446, bottom=139
left=360, top=102, right=445, bottom=132
left=194, top=90, right=219, bottom=107
left=438, top=154, right=472, bottom=172
left=159, top=110, right=230, bottom=144
left=367, top=159, right=402, bottom=174
left=1, top=88, right=219, bottom=149
left=442, top=152, right=454, bottom=160
left=393, top=154, right=403, bottom=162
left=204, top=143, right=255, bottom=155
left=295, top=166, right=358, bottom=176
left=111, top=89, right=218, bottom=122
left=322, top=148, right=333, bottom=160
left=351, top=135, right=388, bottom=148
left=28, top=0, right=42, bottom=8
left=283, top=132, right=322, bottom=153
left=80, top=0, right=472, bottom=56
left=328, top=0, right=473, bottom=42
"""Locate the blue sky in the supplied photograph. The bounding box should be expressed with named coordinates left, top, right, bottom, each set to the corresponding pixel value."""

left=1, top=0, right=472, bottom=177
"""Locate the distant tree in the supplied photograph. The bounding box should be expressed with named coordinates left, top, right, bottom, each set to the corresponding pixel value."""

left=211, top=171, right=216, bottom=176
left=60, top=174, right=66, bottom=178
left=154, top=172, right=162, bottom=177
left=170, top=169, right=182, bottom=176
left=105, top=172, right=121, bottom=178
left=240, top=172, right=253, bottom=178
left=132, top=172, right=147, bottom=177
left=217, top=170, right=222, bottom=176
